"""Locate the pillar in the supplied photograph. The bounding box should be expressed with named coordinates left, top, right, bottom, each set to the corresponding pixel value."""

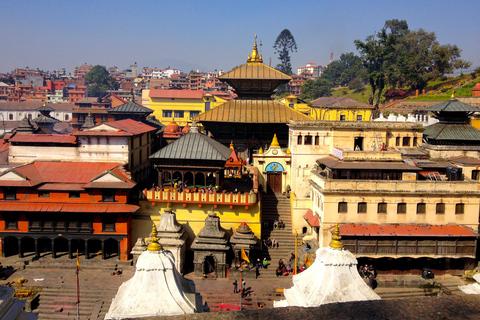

left=51, top=239, right=56, bottom=259
left=18, top=238, right=23, bottom=258
left=34, top=239, right=39, bottom=259
left=158, top=170, right=162, bottom=187
left=68, top=239, right=73, bottom=259
left=101, top=241, right=106, bottom=260
left=118, top=241, right=121, bottom=261
left=85, top=240, right=89, bottom=260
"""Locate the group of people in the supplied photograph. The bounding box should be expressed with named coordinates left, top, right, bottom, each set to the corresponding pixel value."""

left=232, top=279, right=247, bottom=297
left=359, top=264, right=377, bottom=288
left=262, top=219, right=285, bottom=230
left=276, top=259, right=293, bottom=277
left=264, top=238, right=279, bottom=249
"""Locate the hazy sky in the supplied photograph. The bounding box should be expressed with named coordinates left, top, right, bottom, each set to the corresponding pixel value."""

left=1, top=0, right=479, bottom=75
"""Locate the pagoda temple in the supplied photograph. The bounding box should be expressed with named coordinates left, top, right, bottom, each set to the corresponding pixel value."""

left=274, top=224, right=380, bottom=307
left=194, top=35, right=312, bottom=158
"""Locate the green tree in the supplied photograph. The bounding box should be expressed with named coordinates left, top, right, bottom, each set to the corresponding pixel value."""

left=85, top=65, right=119, bottom=97
left=273, top=29, right=297, bottom=75
left=322, top=52, right=363, bottom=86
left=300, top=79, right=332, bottom=100
left=356, top=19, right=472, bottom=108
left=348, top=77, right=365, bottom=91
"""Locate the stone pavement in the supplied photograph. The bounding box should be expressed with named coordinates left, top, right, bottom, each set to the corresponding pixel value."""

left=0, top=254, right=472, bottom=319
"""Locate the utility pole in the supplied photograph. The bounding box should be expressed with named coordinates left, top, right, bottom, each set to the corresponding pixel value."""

left=294, top=229, right=298, bottom=275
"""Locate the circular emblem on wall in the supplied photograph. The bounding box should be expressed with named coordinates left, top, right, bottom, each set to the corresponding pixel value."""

left=272, top=150, right=278, bottom=155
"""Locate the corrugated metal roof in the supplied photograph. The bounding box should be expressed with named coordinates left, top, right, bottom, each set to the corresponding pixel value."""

left=219, top=63, right=291, bottom=80
left=424, top=123, right=480, bottom=141
left=0, top=102, right=75, bottom=112
left=426, top=98, right=480, bottom=112
left=106, top=119, right=157, bottom=135
left=194, top=99, right=312, bottom=123
left=109, top=101, right=153, bottom=114
left=449, top=156, right=480, bottom=165
left=311, top=96, right=373, bottom=108
left=316, top=156, right=421, bottom=170
left=74, top=131, right=132, bottom=137
left=340, top=224, right=477, bottom=237
left=9, top=133, right=77, bottom=144
left=149, top=89, right=205, bottom=99
left=37, top=183, right=84, bottom=191
left=151, top=132, right=233, bottom=161
left=0, top=202, right=139, bottom=213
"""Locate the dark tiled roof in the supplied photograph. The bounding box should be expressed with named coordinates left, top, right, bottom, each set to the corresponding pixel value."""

left=0, top=102, right=74, bottom=111
left=109, top=101, right=153, bottom=114
left=426, top=98, right=480, bottom=112
left=423, top=123, right=480, bottom=141
left=449, top=156, right=480, bottom=165
left=311, top=96, right=373, bottom=108
left=32, top=115, right=60, bottom=125
left=37, top=104, right=55, bottom=112
left=194, top=99, right=312, bottom=123
left=150, top=132, right=233, bottom=161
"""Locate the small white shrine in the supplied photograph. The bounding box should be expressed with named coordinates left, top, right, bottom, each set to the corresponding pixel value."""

left=105, top=225, right=202, bottom=319
left=274, top=224, right=380, bottom=307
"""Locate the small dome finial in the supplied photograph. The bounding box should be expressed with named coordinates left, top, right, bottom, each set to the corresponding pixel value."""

left=329, top=224, right=343, bottom=249
left=451, top=91, right=455, bottom=99
left=147, top=224, right=163, bottom=251
left=271, top=134, right=280, bottom=148
left=230, top=141, right=234, bottom=150
left=258, top=147, right=263, bottom=154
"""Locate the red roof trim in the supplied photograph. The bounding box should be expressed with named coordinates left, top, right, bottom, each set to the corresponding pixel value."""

left=0, top=202, right=139, bottom=213
left=304, top=209, right=320, bottom=227
left=340, top=224, right=477, bottom=237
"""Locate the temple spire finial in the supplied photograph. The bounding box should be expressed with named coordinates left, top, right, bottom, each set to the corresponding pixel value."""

left=247, top=34, right=263, bottom=63
left=147, top=224, right=163, bottom=251
left=230, top=141, right=234, bottom=150
left=451, top=91, right=455, bottom=99
left=329, top=224, right=343, bottom=249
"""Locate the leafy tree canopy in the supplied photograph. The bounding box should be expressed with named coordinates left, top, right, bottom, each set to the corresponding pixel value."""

left=300, top=79, right=332, bottom=101
left=273, top=29, right=297, bottom=75
left=355, top=19, right=471, bottom=109
left=85, top=65, right=119, bottom=97
left=322, top=52, right=364, bottom=86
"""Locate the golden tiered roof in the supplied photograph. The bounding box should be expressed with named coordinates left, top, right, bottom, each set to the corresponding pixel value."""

left=194, top=99, right=312, bottom=123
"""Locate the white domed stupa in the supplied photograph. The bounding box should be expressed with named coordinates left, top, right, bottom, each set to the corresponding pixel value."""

left=274, top=224, right=380, bottom=307
left=105, top=225, right=202, bottom=319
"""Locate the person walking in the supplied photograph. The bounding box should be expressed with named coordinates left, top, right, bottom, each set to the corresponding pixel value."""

left=262, top=258, right=268, bottom=269
left=241, top=279, right=246, bottom=297
left=233, top=280, right=238, bottom=293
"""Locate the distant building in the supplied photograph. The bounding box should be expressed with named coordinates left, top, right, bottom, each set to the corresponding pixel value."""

left=74, top=64, right=93, bottom=78
left=297, top=62, right=323, bottom=78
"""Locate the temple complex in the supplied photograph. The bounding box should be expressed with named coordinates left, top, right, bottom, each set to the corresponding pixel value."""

left=194, top=36, right=312, bottom=158
left=105, top=225, right=202, bottom=319
left=190, top=209, right=230, bottom=278
left=274, top=224, right=380, bottom=307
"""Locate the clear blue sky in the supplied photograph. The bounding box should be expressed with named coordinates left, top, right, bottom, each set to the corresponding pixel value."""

left=1, top=0, right=479, bottom=75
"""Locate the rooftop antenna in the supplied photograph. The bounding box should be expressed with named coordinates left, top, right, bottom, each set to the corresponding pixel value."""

left=269, top=57, right=272, bottom=67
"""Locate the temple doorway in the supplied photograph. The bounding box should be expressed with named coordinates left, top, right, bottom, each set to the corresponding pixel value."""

left=267, top=173, right=282, bottom=193
left=203, top=256, right=216, bottom=276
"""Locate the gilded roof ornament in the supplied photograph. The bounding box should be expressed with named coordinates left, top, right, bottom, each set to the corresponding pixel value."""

left=271, top=134, right=280, bottom=148
left=147, top=224, right=163, bottom=251
left=329, top=224, right=344, bottom=249
left=230, top=141, right=234, bottom=150
left=451, top=92, right=455, bottom=99
left=259, top=147, right=263, bottom=154
left=286, top=148, right=291, bottom=154
left=247, top=34, right=263, bottom=64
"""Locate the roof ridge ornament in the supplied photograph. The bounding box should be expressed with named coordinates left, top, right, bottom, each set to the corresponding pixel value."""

left=247, top=34, right=263, bottom=63
left=271, top=134, right=280, bottom=148
left=329, top=223, right=344, bottom=249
